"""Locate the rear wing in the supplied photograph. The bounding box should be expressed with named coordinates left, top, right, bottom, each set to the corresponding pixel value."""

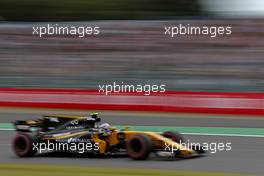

left=14, top=119, right=43, bottom=132
left=14, top=115, right=75, bottom=132
left=13, top=115, right=100, bottom=132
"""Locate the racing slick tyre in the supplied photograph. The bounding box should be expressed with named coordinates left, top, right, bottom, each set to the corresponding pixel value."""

left=126, top=134, right=152, bottom=160
left=12, top=133, right=37, bottom=157
left=162, top=131, right=184, bottom=143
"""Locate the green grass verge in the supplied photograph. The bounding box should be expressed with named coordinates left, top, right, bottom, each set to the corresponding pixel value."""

left=2, top=123, right=264, bottom=137
left=0, top=164, right=251, bottom=176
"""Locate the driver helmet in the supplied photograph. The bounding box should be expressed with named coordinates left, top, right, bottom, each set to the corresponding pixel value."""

left=99, top=123, right=111, bottom=129
left=99, top=123, right=111, bottom=135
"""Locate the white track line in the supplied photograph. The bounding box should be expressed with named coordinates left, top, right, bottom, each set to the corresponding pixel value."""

left=182, top=132, right=264, bottom=138
left=1, top=128, right=264, bottom=138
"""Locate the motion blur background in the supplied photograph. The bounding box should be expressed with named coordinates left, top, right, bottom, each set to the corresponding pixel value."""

left=1, top=2, right=264, bottom=176
left=0, top=0, right=264, bottom=91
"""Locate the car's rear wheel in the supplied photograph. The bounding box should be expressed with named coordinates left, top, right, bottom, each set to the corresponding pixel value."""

left=12, top=133, right=37, bottom=157
left=126, top=134, right=152, bottom=160
left=162, top=131, right=184, bottom=143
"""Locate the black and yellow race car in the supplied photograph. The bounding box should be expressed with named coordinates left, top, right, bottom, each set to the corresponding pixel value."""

left=12, top=113, right=205, bottom=160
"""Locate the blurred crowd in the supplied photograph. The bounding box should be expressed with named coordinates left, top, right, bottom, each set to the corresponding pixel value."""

left=0, top=19, right=264, bottom=91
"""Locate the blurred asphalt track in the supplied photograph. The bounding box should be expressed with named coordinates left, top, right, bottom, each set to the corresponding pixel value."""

left=0, top=108, right=263, bottom=175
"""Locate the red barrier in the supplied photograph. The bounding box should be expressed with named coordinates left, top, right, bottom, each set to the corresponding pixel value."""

left=0, top=88, right=263, bottom=115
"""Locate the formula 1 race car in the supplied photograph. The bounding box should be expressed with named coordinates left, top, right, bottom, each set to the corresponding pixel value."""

left=12, top=113, right=206, bottom=160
